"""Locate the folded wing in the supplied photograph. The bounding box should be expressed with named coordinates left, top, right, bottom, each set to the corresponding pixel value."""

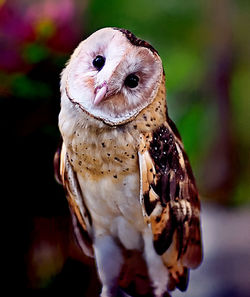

left=138, top=118, right=202, bottom=291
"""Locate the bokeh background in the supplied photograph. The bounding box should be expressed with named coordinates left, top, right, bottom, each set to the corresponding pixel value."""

left=1, top=0, right=249, bottom=296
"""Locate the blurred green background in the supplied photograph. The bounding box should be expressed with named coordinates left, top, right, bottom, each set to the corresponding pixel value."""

left=1, top=0, right=249, bottom=296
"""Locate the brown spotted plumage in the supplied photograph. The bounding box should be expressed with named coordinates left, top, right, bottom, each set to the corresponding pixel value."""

left=138, top=116, right=202, bottom=290
left=55, top=27, right=202, bottom=297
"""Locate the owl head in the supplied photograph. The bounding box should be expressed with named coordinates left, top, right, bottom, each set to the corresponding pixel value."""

left=60, top=27, right=163, bottom=126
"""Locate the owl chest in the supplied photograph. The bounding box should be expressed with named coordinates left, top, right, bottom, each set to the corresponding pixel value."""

left=67, top=127, right=144, bottom=232
left=66, top=125, right=144, bottom=223
left=68, top=126, right=140, bottom=179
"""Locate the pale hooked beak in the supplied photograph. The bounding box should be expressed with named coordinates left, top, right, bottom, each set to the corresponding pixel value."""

left=93, top=81, right=108, bottom=105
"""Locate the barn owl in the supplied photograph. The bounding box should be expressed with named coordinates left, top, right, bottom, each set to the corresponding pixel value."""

left=54, top=27, right=202, bottom=297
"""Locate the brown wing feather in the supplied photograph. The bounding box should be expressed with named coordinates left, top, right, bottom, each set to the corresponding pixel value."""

left=54, top=142, right=94, bottom=257
left=138, top=120, right=202, bottom=291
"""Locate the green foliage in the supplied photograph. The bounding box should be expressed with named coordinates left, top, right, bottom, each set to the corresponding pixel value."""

left=162, top=48, right=204, bottom=92
left=11, top=75, right=52, bottom=100
left=22, top=43, right=50, bottom=64
left=231, top=67, right=250, bottom=146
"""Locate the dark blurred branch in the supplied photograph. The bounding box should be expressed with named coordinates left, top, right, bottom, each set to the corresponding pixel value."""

left=202, top=0, right=236, bottom=203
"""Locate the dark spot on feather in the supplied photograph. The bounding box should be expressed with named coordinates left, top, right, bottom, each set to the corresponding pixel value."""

left=101, top=142, right=105, bottom=148
left=131, top=155, right=135, bottom=159
left=114, top=28, right=158, bottom=54
left=144, top=191, right=156, bottom=216
left=133, top=125, right=137, bottom=129
left=176, top=267, right=189, bottom=292
left=113, top=174, right=117, bottom=179
left=155, top=216, right=161, bottom=223
left=78, top=161, right=82, bottom=166
left=154, top=215, right=176, bottom=255
left=114, top=157, right=123, bottom=163
left=107, top=153, right=111, bottom=157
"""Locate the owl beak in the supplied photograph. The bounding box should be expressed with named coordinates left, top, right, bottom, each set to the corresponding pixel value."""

left=93, top=81, right=108, bottom=105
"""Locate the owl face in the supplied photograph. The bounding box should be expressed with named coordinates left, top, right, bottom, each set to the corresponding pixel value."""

left=61, top=28, right=163, bottom=125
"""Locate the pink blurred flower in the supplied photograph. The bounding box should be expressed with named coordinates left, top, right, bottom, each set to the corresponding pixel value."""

left=0, top=2, right=35, bottom=71
left=26, top=0, right=75, bottom=25
left=0, top=0, right=83, bottom=72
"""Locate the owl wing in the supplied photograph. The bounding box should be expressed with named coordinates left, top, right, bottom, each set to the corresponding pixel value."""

left=54, top=141, right=94, bottom=258
left=138, top=119, right=202, bottom=291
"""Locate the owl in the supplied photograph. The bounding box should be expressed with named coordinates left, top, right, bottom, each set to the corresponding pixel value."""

left=54, top=27, right=202, bottom=297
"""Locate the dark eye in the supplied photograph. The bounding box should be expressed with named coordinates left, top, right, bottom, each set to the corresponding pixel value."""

left=93, top=55, right=105, bottom=71
left=124, top=74, right=139, bottom=88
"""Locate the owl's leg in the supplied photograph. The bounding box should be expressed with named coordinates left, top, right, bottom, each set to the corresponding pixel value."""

left=143, top=229, right=169, bottom=297
left=94, top=235, right=124, bottom=297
